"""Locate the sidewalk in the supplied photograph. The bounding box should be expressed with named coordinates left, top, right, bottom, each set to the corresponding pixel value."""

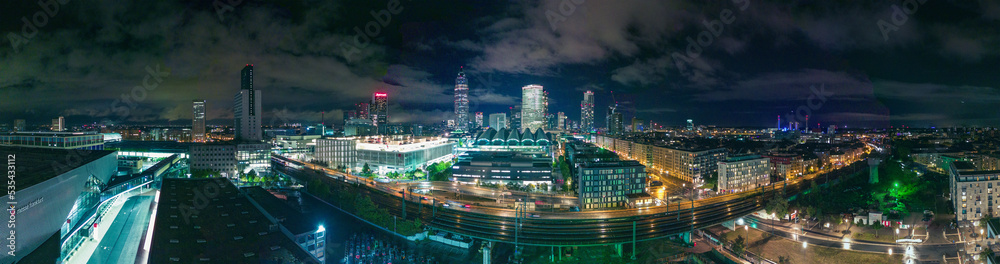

left=63, top=195, right=130, bottom=264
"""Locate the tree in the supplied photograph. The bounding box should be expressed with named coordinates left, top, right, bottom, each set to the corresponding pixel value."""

left=778, top=256, right=792, bottom=264
left=731, top=235, right=746, bottom=257
left=362, top=163, right=373, bottom=176
left=981, top=247, right=994, bottom=263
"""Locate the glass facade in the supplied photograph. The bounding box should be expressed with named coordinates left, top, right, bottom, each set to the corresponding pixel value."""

left=0, top=133, right=104, bottom=150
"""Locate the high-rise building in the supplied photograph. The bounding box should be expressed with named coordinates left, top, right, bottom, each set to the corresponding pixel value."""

left=828, top=125, right=837, bottom=134
left=581, top=91, right=594, bottom=132
left=521, top=84, right=545, bottom=131
left=557, top=112, right=566, bottom=130
left=509, top=105, right=521, bottom=131
left=192, top=100, right=206, bottom=142
left=13, top=119, right=25, bottom=132
left=475, top=112, right=484, bottom=128
left=355, top=102, right=370, bottom=120
left=686, top=119, right=694, bottom=131
left=51, top=116, right=64, bottom=131
left=454, top=67, right=469, bottom=131
left=234, top=64, right=263, bottom=141
left=489, top=113, right=507, bottom=130
left=546, top=114, right=557, bottom=130
left=371, top=92, right=388, bottom=128
left=606, top=106, right=623, bottom=135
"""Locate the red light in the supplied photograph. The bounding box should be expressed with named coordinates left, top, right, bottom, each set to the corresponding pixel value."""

left=375, top=93, right=387, bottom=97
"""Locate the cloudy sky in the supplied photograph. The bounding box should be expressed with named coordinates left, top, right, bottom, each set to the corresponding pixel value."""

left=1, top=0, right=998, bottom=129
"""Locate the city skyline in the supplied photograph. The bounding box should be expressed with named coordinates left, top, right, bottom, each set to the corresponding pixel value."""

left=1, top=1, right=998, bottom=128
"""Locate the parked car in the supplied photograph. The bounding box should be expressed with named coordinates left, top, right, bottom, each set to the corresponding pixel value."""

left=531, top=214, right=541, bottom=218
left=569, top=206, right=580, bottom=212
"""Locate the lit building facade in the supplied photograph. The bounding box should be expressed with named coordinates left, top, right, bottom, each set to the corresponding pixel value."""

left=315, top=137, right=357, bottom=169
left=521, top=85, right=545, bottom=131
left=52, top=116, right=65, bottom=131
left=0, top=131, right=104, bottom=150
left=475, top=112, right=484, bottom=128
left=489, top=113, right=507, bottom=130
left=355, top=136, right=454, bottom=174
left=234, top=64, right=262, bottom=141
left=451, top=152, right=552, bottom=185
left=718, top=155, right=771, bottom=193
left=371, top=92, right=388, bottom=128
left=950, top=161, right=1000, bottom=222
left=581, top=91, right=594, bottom=132
left=577, top=160, right=646, bottom=209
left=454, top=67, right=469, bottom=131
left=192, top=100, right=206, bottom=142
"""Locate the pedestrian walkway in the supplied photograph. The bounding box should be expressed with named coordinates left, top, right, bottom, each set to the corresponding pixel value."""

left=64, top=190, right=155, bottom=264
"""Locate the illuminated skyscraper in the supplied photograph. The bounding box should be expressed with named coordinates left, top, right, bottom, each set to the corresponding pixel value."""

left=454, top=67, right=469, bottom=131
left=193, top=100, right=206, bottom=142
left=475, top=112, right=484, bottom=128
left=521, top=84, right=545, bottom=131
left=235, top=64, right=262, bottom=141
left=509, top=105, right=521, bottom=131
left=355, top=102, right=370, bottom=120
left=581, top=91, right=594, bottom=132
left=557, top=112, right=566, bottom=130
left=371, top=92, right=388, bottom=127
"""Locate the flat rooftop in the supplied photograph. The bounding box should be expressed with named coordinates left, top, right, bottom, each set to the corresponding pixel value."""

left=242, top=186, right=320, bottom=235
left=0, top=146, right=115, bottom=191
left=149, top=178, right=316, bottom=263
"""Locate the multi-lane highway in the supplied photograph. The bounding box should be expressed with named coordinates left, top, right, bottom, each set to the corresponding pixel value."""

left=273, top=154, right=869, bottom=246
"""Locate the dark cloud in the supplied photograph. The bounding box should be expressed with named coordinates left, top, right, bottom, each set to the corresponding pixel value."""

left=0, top=0, right=998, bottom=128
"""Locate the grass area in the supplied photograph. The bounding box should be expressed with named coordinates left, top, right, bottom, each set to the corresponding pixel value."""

left=723, top=228, right=902, bottom=264
left=852, top=231, right=899, bottom=243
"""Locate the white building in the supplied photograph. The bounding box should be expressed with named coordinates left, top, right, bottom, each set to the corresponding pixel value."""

left=521, top=84, right=545, bottom=131
left=489, top=113, right=507, bottom=130
left=190, top=142, right=270, bottom=177
left=718, top=155, right=771, bottom=193
left=315, top=137, right=357, bottom=170
left=355, top=136, right=455, bottom=174
left=950, top=161, right=1000, bottom=222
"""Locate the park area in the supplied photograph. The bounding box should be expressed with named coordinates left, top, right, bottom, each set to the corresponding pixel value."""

left=722, top=228, right=903, bottom=264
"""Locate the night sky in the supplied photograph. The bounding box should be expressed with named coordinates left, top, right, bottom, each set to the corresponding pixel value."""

left=1, top=0, right=998, bottom=128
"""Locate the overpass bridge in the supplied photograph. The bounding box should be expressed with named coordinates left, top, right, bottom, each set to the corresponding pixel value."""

left=273, top=154, right=868, bottom=249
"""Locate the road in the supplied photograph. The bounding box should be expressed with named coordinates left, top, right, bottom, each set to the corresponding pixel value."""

left=87, top=195, right=154, bottom=264
left=750, top=216, right=963, bottom=263
left=273, top=153, right=871, bottom=246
